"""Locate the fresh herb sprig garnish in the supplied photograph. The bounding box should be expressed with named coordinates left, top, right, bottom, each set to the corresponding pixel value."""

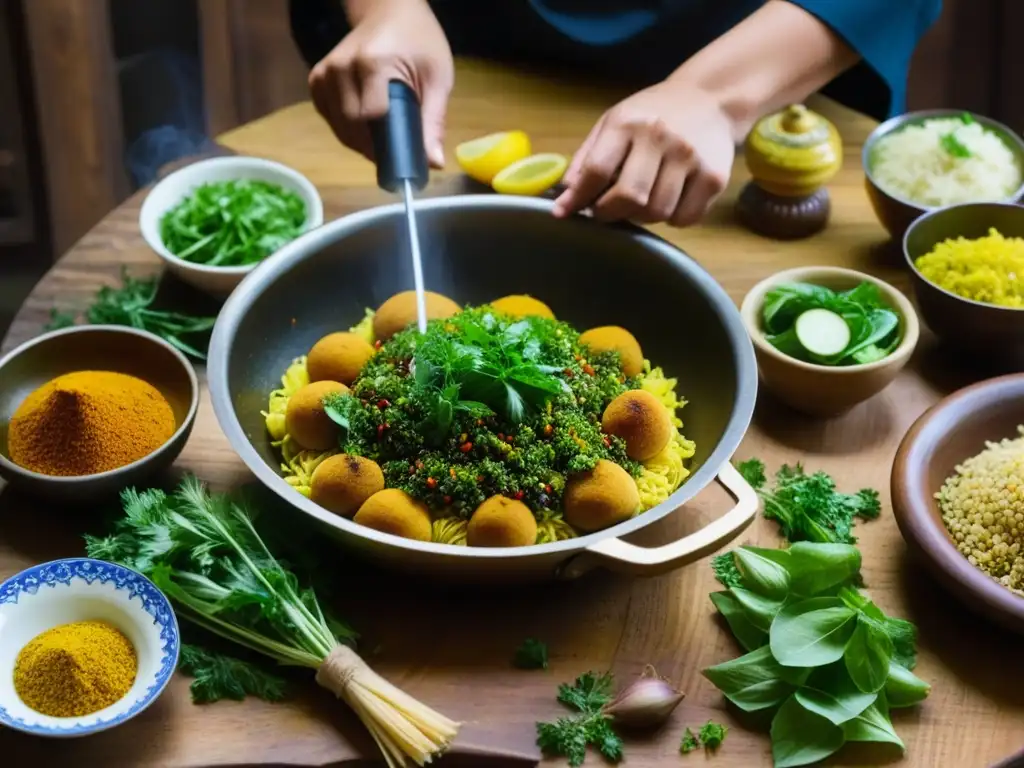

left=45, top=268, right=217, bottom=360
left=940, top=112, right=976, bottom=159
left=536, top=671, right=624, bottom=766
left=680, top=720, right=729, bottom=754
left=160, top=179, right=306, bottom=267
left=513, top=638, right=549, bottom=670
left=178, top=644, right=287, bottom=704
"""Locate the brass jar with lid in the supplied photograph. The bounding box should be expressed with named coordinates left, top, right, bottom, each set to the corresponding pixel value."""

left=736, top=104, right=842, bottom=239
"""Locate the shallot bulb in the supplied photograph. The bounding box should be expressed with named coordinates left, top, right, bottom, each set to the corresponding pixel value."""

left=601, top=665, right=685, bottom=729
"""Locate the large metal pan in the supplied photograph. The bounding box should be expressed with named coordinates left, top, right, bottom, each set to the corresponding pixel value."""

left=207, top=196, right=758, bottom=582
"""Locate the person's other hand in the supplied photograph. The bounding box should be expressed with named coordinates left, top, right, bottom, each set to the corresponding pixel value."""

left=552, top=81, right=736, bottom=227
left=308, top=0, right=453, bottom=168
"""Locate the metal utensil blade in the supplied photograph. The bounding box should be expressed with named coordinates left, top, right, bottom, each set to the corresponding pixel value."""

left=402, top=179, right=428, bottom=334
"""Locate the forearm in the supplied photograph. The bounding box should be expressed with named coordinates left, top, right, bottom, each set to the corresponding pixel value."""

left=668, top=0, right=860, bottom=142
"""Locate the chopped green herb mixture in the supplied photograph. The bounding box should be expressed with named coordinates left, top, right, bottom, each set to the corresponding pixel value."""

left=160, top=179, right=306, bottom=267
left=679, top=727, right=700, bottom=754
left=760, top=281, right=902, bottom=366
left=178, top=644, right=286, bottom=704
left=513, top=638, right=549, bottom=670
left=323, top=308, right=639, bottom=516
left=536, top=671, right=623, bottom=766
left=679, top=721, right=728, bottom=755
left=45, top=268, right=217, bottom=360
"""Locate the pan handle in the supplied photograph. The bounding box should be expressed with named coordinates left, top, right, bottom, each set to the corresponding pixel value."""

left=558, top=462, right=759, bottom=579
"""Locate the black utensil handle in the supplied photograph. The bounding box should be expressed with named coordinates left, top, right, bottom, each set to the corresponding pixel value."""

left=369, top=80, right=429, bottom=193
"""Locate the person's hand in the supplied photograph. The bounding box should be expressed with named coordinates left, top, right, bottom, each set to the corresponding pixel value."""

left=552, top=81, right=737, bottom=227
left=308, top=0, right=453, bottom=168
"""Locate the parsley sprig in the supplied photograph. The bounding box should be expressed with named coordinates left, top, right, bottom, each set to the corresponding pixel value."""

left=513, top=638, right=549, bottom=670
left=536, top=671, right=624, bottom=766
left=178, top=644, right=286, bottom=704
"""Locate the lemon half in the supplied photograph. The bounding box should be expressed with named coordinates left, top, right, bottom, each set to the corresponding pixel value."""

left=491, top=153, right=568, bottom=196
left=455, top=130, right=532, bottom=184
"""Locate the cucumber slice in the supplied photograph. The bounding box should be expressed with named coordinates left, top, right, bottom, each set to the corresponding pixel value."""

left=794, top=308, right=850, bottom=357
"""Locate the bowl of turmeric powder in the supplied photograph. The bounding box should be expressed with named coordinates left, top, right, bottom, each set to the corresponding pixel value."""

left=0, top=325, right=199, bottom=500
left=0, top=557, right=179, bottom=736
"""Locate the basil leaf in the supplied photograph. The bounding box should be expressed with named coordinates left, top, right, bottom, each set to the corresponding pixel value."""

left=794, top=662, right=877, bottom=725
left=709, top=591, right=768, bottom=652
left=734, top=548, right=791, bottom=599
left=731, top=587, right=786, bottom=633
left=703, top=646, right=809, bottom=712
left=884, top=660, right=930, bottom=708
left=784, top=542, right=861, bottom=596
left=844, top=617, right=893, bottom=693
left=770, top=696, right=846, bottom=768
left=770, top=597, right=858, bottom=668
left=841, top=696, right=905, bottom=750
left=761, top=283, right=836, bottom=333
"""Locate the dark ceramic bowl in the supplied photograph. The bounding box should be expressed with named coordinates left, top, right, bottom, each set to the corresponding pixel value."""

left=903, top=202, right=1024, bottom=369
left=863, top=109, right=1024, bottom=240
left=0, top=325, right=199, bottom=501
left=892, top=374, right=1024, bottom=635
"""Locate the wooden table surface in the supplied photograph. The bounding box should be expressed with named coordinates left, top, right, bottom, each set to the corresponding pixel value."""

left=2, top=60, right=1023, bottom=768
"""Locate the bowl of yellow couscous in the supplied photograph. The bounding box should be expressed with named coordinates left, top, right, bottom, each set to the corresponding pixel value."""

left=892, top=373, right=1024, bottom=635
left=904, top=201, right=1024, bottom=369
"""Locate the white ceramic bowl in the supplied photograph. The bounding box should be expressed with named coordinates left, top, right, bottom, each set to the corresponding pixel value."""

left=139, top=156, right=324, bottom=297
left=0, top=558, right=179, bottom=737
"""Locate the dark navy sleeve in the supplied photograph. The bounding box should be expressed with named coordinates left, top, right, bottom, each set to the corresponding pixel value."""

left=786, top=0, right=942, bottom=119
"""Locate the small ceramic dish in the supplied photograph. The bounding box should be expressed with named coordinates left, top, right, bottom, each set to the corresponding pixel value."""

left=862, top=109, right=1024, bottom=239
left=739, top=265, right=919, bottom=416
left=904, top=201, right=1024, bottom=370
left=0, top=557, right=180, bottom=737
left=0, top=325, right=199, bottom=501
left=891, top=373, right=1024, bottom=635
left=139, top=156, right=324, bottom=296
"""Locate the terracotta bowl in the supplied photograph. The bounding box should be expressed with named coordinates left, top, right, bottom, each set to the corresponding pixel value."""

left=904, top=202, right=1024, bottom=370
left=863, top=109, right=1024, bottom=240
left=891, top=374, right=1024, bottom=635
left=739, top=266, right=919, bottom=417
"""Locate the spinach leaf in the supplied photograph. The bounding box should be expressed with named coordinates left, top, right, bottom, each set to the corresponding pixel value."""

left=794, top=663, right=876, bottom=725
left=844, top=618, right=893, bottom=693
left=884, top=660, right=930, bottom=708
left=783, top=542, right=861, bottom=596
left=732, top=587, right=787, bottom=633
left=762, top=283, right=836, bottom=333
left=770, top=696, right=846, bottom=768
left=703, top=646, right=809, bottom=713
left=734, top=548, right=790, bottom=599
left=828, top=309, right=899, bottom=364
left=709, top=591, right=768, bottom=652
left=770, top=598, right=857, bottom=667
left=841, top=695, right=905, bottom=750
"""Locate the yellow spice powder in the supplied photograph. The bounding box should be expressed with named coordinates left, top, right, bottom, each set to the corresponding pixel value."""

left=914, top=227, right=1024, bottom=308
left=13, top=620, right=138, bottom=718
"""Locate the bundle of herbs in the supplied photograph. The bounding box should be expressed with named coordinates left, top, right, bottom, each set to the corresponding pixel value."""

left=704, top=541, right=929, bottom=767
left=84, top=475, right=458, bottom=768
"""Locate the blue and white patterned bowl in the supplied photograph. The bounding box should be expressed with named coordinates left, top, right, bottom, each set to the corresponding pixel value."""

left=0, top=558, right=179, bottom=737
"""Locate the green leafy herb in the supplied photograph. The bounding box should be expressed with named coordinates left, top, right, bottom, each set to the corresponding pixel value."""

left=178, top=643, right=287, bottom=704
left=46, top=268, right=217, bottom=359
left=698, top=720, right=728, bottom=750
left=759, top=281, right=902, bottom=366
left=536, top=671, right=623, bottom=766
left=712, top=552, right=744, bottom=588
left=703, top=540, right=927, bottom=767
left=940, top=130, right=972, bottom=159
left=680, top=727, right=700, bottom=754
left=160, top=179, right=306, bottom=267
left=735, top=458, right=880, bottom=545
left=513, top=638, right=549, bottom=670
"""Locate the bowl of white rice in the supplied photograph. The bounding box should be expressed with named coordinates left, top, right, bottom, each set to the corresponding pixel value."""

left=863, top=109, right=1024, bottom=239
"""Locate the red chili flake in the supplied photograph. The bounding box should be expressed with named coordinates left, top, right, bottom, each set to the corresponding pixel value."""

left=377, top=424, right=388, bottom=438
left=545, top=484, right=553, bottom=494
left=574, top=354, right=582, bottom=361
left=602, top=436, right=611, bottom=448
left=497, top=433, right=505, bottom=441
left=514, top=490, right=525, bottom=500
left=476, top=475, right=484, bottom=483
left=582, top=364, right=596, bottom=376
left=416, top=460, right=424, bottom=470
left=460, top=442, right=474, bottom=453
left=408, top=465, right=416, bottom=475
left=543, top=424, right=554, bottom=437
left=505, top=435, right=514, bottom=444
left=563, top=368, right=574, bottom=377
left=377, top=399, right=390, bottom=409
left=443, top=495, right=452, bottom=505
left=374, top=340, right=382, bottom=349
left=426, top=477, right=437, bottom=489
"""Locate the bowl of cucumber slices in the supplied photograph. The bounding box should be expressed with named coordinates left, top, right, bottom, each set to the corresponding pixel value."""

left=740, top=265, right=919, bottom=417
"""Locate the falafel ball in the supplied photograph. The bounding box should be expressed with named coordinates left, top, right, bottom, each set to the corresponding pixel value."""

left=579, top=326, right=644, bottom=377
left=601, top=389, right=674, bottom=461
left=307, top=332, right=375, bottom=384
left=373, top=290, right=461, bottom=340
left=353, top=488, right=433, bottom=541
left=489, top=295, right=555, bottom=320
left=285, top=380, right=349, bottom=450
left=466, top=495, right=538, bottom=547
left=563, top=459, right=640, bottom=532
left=310, top=454, right=385, bottom=517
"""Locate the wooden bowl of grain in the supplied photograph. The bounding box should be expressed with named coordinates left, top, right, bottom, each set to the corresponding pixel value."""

left=892, top=373, right=1024, bottom=636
